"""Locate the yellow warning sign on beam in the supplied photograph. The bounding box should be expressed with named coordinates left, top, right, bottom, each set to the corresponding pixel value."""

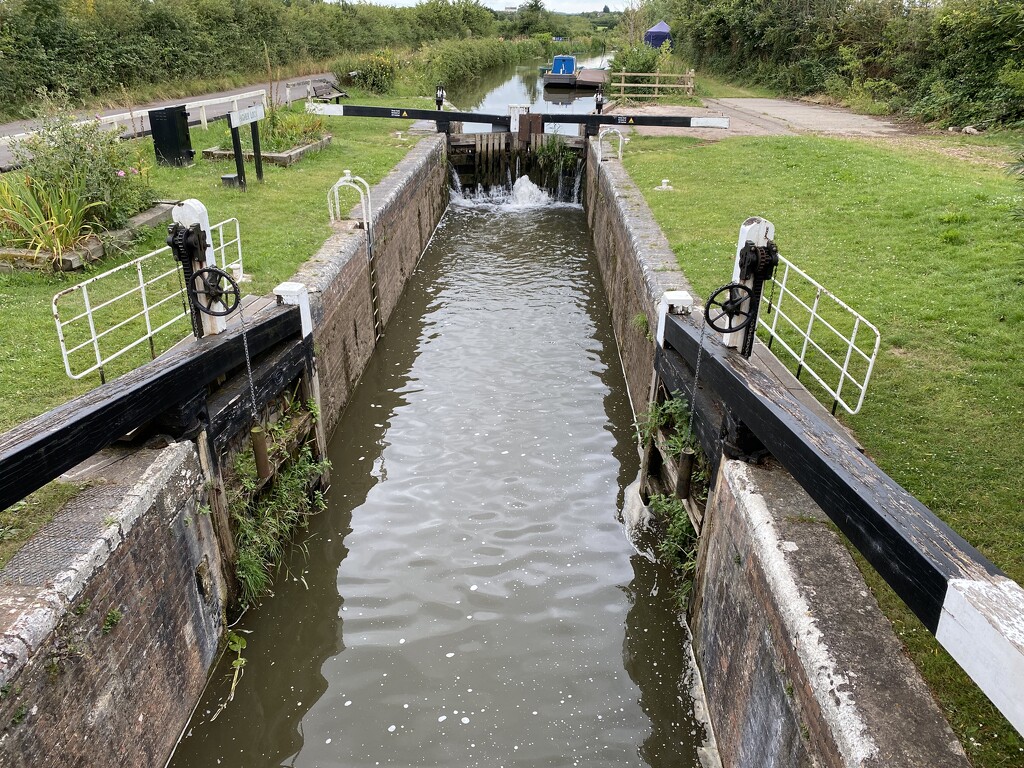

left=402, top=111, right=409, bottom=117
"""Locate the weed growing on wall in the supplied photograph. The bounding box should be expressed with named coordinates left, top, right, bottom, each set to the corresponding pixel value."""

left=101, top=608, right=123, bottom=634
left=648, top=493, right=698, bottom=609
left=635, top=390, right=692, bottom=455
left=230, top=432, right=330, bottom=609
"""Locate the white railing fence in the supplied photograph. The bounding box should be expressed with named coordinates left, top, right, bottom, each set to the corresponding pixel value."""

left=52, top=218, right=243, bottom=382
left=757, top=253, right=880, bottom=415
left=596, top=128, right=625, bottom=162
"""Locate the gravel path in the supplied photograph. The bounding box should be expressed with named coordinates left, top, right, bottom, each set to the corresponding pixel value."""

left=608, top=97, right=906, bottom=141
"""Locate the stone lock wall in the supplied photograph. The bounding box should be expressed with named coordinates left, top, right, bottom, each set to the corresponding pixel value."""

left=694, top=461, right=969, bottom=768
left=292, top=135, right=449, bottom=437
left=0, top=444, right=224, bottom=767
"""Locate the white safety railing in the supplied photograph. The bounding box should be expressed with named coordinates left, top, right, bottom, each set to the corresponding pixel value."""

left=758, top=254, right=880, bottom=415
left=188, top=89, right=268, bottom=129
left=52, top=218, right=243, bottom=381
left=597, top=128, right=625, bottom=162
left=328, top=170, right=373, bottom=234
left=0, top=90, right=268, bottom=146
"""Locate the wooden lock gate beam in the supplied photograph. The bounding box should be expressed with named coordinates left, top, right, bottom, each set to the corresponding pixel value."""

left=0, top=304, right=302, bottom=512
left=661, top=311, right=1024, bottom=734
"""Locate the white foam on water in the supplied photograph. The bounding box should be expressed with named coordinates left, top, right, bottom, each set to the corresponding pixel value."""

left=450, top=176, right=580, bottom=212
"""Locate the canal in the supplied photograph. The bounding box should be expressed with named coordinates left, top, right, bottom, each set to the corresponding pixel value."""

left=169, top=75, right=708, bottom=768
left=450, top=55, right=609, bottom=134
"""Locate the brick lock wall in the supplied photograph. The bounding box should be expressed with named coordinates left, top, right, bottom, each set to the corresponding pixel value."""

left=0, top=444, right=225, bottom=768
left=294, top=135, right=449, bottom=439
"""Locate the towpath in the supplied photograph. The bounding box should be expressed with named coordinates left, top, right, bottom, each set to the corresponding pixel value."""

left=0, top=72, right=333, bottom=169
left=611, top=97, right=1012, bottom=167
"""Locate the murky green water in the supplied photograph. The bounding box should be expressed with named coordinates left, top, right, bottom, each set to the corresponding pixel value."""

left=169, top=190, right=705, bottom=767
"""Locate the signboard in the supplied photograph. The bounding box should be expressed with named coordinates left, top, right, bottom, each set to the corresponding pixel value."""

left=230, top=104, right=266, bottom=128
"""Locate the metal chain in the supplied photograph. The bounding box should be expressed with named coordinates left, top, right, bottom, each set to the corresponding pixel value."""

left=685, top=311, right=708, bottom=442
left=174, top=262, right=190, bottom=324
left=236, top=299, right=259, bottom=420
left=764, top=270, right=778, bottom=316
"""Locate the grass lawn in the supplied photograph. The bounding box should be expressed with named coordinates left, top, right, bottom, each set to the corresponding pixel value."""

left=624, top=133, right=1024, bottom=766
left=693, top=69, right=778, bottom=99
left=0, top=95, right=426, bottom=435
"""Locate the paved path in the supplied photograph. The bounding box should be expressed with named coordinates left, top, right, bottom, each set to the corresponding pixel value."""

left=609, top=97, right=907, bottom=141
left=707, top=98, right=907, bottom=138
left=0, top=72, right=333, bottom=169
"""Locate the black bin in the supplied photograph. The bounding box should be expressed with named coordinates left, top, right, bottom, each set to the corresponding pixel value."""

left=150, top=105, right=194, bottom=166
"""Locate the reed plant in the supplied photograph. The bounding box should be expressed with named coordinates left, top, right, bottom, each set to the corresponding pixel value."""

left=0, top=175, right=101, bottom=263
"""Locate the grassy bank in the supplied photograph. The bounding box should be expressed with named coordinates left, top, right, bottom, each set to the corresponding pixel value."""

left=623, top=133, right=1023, bottom=767
left=0, top=96, right=424, bottom=435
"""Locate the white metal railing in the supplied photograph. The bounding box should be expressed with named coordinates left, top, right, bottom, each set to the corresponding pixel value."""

left=597, top=128, right=625, bottom=162
left=0, top=90, right=268, bottom=146
left=188, top=89, right=268, bottom=129
left=758, top=253, right=880, bottom=415
left=52, top=218, right=243, bottom=381
left=328, top=170, right=373, bottom=234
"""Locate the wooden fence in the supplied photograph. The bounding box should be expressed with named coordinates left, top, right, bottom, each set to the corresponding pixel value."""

left=610, top=69, right=695, bottom=100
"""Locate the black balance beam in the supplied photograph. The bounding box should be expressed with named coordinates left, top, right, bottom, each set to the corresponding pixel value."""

left=661, top=312, right=1002, bottom=634
left=0, top=304, right=302, bottom=511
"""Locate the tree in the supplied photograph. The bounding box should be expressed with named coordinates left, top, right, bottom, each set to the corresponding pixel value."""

left=603, top=4, right=610, bottom=12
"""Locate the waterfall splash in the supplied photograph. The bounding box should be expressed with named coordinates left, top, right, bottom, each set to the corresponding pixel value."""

left=450, top=176, right=561, bottom=210
left=450, top=162, right=584, bottom=208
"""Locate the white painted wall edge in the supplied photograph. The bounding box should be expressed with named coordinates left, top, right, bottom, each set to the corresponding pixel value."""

left=307, top=103, right=346, bottom=116
left=690, top=117, right=730, bottom=128
left=936, top=577, right=1024, bottom=734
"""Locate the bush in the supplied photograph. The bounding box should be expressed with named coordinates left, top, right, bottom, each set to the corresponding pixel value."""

left=13, top=108, right=153, bottom=229
left=611, top=44, right=665, bottom=74
left=335, top=50, right=399, bottom=94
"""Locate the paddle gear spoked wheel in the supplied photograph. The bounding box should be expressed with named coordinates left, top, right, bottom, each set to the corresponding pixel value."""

left=167, top=220, right=243, bottom=338
left=706, top=284, right=754, bottom=334
left=705, top=239, right=780, bottom=358
left=191, top=267, right=240, bottom=316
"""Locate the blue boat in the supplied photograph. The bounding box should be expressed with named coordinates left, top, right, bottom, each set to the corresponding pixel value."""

left=542, top=55, right=578, bottom=87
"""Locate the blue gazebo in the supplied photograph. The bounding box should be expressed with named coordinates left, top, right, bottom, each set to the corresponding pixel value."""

left=644, top=21, right=672, bottom=50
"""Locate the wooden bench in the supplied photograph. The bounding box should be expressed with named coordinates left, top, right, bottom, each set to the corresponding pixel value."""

left=311, top=81, right=348, bottom=104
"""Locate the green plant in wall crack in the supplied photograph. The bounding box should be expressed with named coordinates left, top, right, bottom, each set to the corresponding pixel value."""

left=636, top=390, right=692, bottom=451
left=649, top=492, right=698, bottom=609
left=10, top=704, right=28, bottom=726
left=102, top=608, right=123, bottom=634
left=631, top=312, right=653, bottom=343
left=232, top=444, right=330, bottom=608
